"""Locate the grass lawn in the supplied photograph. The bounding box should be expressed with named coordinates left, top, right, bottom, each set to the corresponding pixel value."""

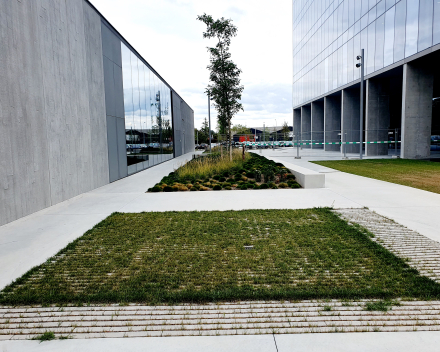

left=312, top=159, right=440, bottom=194
left=2, top=208, right=440, bottom=305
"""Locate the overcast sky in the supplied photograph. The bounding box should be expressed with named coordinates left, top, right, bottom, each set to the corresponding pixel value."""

left=90, top=0, right=292, bottom=131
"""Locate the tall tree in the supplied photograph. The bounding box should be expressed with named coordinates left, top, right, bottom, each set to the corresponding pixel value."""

left=281, top=121, right=290, bottom=141
left=197, top=13, right=244, bottom=160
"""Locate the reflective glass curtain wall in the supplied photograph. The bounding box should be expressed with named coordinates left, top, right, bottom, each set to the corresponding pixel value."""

left=293, top=0, right=439, bottom=108
left=121, top=43, right=173, bottom=175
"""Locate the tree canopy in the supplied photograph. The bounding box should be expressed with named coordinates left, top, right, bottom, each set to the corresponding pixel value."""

left=197, top=13, right=244, bottom=159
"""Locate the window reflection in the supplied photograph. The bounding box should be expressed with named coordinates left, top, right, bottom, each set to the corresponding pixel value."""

left=291, top=0, right=435, bottom=108
left=121, top=43, right=173, bottom=175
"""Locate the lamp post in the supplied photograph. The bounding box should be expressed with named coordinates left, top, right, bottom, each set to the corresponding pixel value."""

left=356, top=49, right=364, bottom=160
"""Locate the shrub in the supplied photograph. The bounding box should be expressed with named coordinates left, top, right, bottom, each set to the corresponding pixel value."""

left=219, top=177, right=226, bottom=182
left=259, top=183, right=269, bottom=189
left=199, top=186, right=209, bottom=191
left=268, top=182, right=276, bottom=188
left=271, top=185, right=278, bottom=189
left=224, top=186, right=232, bottom=190
left=278, top=183, right=288, bottom=188
left=213, top=185, right=222, bottom=190
left=190, top=187, right=198, bottom=191
left=232, top=184, right=238, bottom=188
left=287, top=174, right=296, bottom=180
left=290, top=182, right=301, bottom=189
left=172, top=186, right=179, bottom=192
left=151, top=186, right=162, bottom=192
left=163, top=186, right=173, bottom=192
left=178, top=185, right=189, bottom=191
left=186, top=184, right=193, bottom=189
left=227, top=178, right=235, bottom=183
left=213, top=175, right=220, bottom=180
left=221, top=171, right=230, bottom=178
left=242, top=176, right=248, bottom=182
left=240, top=184, right=248, bottom=190
left=253, top=184, right=260, bottom=190
left=249, top=179, right=256, bottom=184
left=239, top=168, right=247, bottom=174
left=246, top=171, right=255, bottom=178
left=255, top=170, right=262, bottom=182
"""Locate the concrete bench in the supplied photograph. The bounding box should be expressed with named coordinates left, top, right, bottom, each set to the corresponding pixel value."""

left=272, top=159, right=325, bottom=189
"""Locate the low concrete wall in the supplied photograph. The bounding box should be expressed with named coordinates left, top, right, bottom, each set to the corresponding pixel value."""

left=280, top=161, right=326, bottom=189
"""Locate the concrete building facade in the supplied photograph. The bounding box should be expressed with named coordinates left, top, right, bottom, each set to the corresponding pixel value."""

left=292, top=0, right=440, bottom=158
left=0, top=0, right=194, bottom=226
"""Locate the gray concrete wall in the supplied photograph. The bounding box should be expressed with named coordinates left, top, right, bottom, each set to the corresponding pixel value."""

left=0, top=0, right=109, bottom=226
left=365, top=78, right=391, bottom=156
left=301, top=105, right=311, bottom=148
left=311, top=102, right=324, bottom=149
left=324, top=96, right=341, bottom=151
left=172, top=91, right=194, bottom=156
left=341, top=89, right=361, bottom=153
left=101, top=23, right=127, bottom=182
left=401, top=62, right=434, bottom=159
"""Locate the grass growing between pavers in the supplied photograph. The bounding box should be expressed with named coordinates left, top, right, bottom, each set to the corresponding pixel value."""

left=1, top=208, right=440, bottom=306
left=311, top=159, right=440, bottom=194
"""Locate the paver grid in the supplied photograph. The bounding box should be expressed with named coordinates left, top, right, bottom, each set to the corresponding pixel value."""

left=335, top=209, right=440, bottom=283
left=2, top=208, right=440, bottom=340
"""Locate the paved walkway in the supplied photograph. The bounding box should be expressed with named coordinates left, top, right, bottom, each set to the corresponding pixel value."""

left=1, top=148, right=440, bottom=350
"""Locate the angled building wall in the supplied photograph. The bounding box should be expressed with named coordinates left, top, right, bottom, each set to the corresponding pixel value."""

left=0, top=0, right=194, bottom=226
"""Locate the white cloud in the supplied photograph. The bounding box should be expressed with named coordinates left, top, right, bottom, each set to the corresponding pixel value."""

left=90, top=0, right=292, bottom=131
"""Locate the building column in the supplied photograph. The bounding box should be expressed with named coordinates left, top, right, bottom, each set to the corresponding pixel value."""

left=341, top=89, right=360, bottom=154
left=324, top=96, right=341, bottom=151
left=365, top=79, right=390, bottom=156
left=311, top=101, right=324, bottom=149
left=401, top=62, right=434, bottom=159
left=301, top=105, right=311, bottom=148
left=293, top=108, right=301, bottom=140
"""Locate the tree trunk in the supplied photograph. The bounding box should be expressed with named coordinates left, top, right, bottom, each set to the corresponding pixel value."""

left=228, top=120, right=232, bottom=161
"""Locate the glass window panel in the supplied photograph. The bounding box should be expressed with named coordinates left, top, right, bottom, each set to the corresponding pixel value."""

left=384, top=6, right=395, bottom=66
left=348, top=37, right=354, bottom=83
left=361, top=13, right=369, bottom=29
left=355, top=0, right=362, bottom=21
left=367, top=22, right=376, bottom=74
left=370, top=0, right=378, bottom=9
left=362, top=0, right=370, bottom=16
left=349, top=0, right=355, bottom=27
left=377, top=0, right=386, bottom=16
left=375, top=14, right=385, bottom=71
left=368, top=6, right=377, bottom=24
left=386, top=0, right=396, bottom=10
left=394, top=0, right=406, bottom=62
left=405, top=0, right=419, bottom=57
left=418, top=0, right=433, bottom=52
left=343, top=0, right=349, bottom=32
left=435, top=0, right=440, bottom=45
left=354, top=33, right=361, bottom=80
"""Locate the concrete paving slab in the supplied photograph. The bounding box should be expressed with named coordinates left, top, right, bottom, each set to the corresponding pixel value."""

left=0, top=335, right=277, bottom=352
left=275, top=331, right=440, bottom=352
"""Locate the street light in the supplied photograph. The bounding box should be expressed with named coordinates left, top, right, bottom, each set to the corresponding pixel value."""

left=356, top=49, right=364, bottom=160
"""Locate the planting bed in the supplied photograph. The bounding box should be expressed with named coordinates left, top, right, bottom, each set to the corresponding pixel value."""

left=148, top=152, right=301, bottom=192
left=1, top=208, right=440, bottom=305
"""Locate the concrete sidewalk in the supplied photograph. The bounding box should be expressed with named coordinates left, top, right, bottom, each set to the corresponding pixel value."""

left=1, top=332, right=440, bottom=351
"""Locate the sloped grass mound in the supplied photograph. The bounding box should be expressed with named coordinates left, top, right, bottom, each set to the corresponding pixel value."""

left=2, top=209, right=440, bottom=306
left=148, top=152, right=301, bottom=192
